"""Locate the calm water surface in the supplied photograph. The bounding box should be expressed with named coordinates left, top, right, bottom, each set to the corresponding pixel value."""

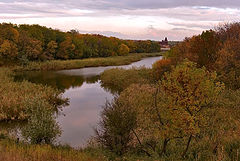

left=16, top=56, right=162, bottom=148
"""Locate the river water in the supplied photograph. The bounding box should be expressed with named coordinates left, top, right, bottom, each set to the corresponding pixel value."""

left=15, top=56, right=162, bottom=148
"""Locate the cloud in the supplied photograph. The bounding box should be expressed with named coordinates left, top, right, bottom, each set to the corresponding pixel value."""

left=0, top=0, right=240, bottom=40
left=3, top=0, right=240, bottom=10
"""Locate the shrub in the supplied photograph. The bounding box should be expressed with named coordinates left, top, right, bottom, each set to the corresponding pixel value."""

left=22, top=97, right=61, bottom=144
left=95, top=98, right=137, bottom=155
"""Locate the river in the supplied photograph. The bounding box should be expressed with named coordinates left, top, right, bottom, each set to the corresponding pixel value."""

left=15, top=56, right=162, bottom=148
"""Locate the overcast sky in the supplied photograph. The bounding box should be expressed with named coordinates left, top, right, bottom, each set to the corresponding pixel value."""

left=0, top=0, right=240, bottom=40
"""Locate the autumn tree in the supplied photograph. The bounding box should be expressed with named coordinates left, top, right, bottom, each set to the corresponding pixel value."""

left=0, top=23, right=162, bottom=63
left=214, top=23, right=240, bottom=89
left=152, top=58, right=172, bottom=81
left=0, top=40, right=18, bottom=59
left=56, top=36, right=75, bottom=59
left=117, top=60, right=223, bottom=157
left=156, top=60, right=223, bottom=156
left=44, top=41, right=58, bottom=60
left=0, top=23, right=19, bottom=43
left=118, top=43, right=129, bottom=56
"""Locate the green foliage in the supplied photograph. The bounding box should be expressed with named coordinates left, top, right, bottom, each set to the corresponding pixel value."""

left=95, top=99, right=137, bottom=155
left=22, top=97, right=61, bottom=145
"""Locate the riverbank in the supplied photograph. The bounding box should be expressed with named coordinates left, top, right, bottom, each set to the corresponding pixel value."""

left=13, top=53, right=163, bottom=71
left=0, top=68, right=66, bottom=121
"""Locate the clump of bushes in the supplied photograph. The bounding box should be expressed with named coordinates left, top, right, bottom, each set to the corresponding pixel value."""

left=96, top=60, right=240, bottom=160
left=0, top=68, right=66, bottom=121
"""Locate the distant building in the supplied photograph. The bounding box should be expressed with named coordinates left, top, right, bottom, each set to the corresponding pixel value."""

left=160, top=37, right=170, bottom=51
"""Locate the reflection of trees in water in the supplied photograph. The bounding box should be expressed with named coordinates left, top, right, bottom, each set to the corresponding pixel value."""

left=14, top=72, right=100, bottom=91
left=100, top=83, right=121, bottom=95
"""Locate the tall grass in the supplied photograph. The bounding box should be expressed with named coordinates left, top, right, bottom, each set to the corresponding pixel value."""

left=13, top=53, right=163, bottom=71
left=0, top=139, right=107, bottom=161
left=100, top=67, right=152, bottom=93
left=0, top=68, right=66, bottom=121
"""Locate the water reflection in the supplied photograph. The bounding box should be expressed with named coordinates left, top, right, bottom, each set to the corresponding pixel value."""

left=12, top=56, right=162, bottom=148
left=15, top=72, right=99, bottom=91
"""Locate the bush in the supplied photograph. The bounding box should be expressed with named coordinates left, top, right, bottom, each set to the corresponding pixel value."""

left=22, top=97, right=61, bottom=144
left=95, top=98, right=137, bottom=155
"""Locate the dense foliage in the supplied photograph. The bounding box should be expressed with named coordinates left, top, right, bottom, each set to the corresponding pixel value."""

left=0, top=23, right=161, bottom=65
left=165, top=22, right=240, bottom=90
left=98, top=23, right=240, bottom=160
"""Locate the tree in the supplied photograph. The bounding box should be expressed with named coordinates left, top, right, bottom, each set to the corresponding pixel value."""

left=44, top=41, right=58, bottom=60
left=117, top=60, right=224, bottom=157
left=118, top=44, right=129, bottom=56
left=0, top=40, right=18, bottom=59
left=57, top=36, right=75, bottom=59
left=95, top=98, right=137, bottom=155
left=0, top=23, right=19, bottom=43
left=156, top=60, right=223, bottom=156
left=152, top=59, right=172, bottom=81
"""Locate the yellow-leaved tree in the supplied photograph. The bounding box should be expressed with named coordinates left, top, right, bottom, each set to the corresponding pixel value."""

left=118, top=60, right=224, bottom=157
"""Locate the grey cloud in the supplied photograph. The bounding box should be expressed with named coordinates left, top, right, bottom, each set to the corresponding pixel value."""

left=77, top=30, right=128, bottom=38
left=116, top=0, right=240, bottom=9
left=168, top=22, right=214, bottom=29
left=1, top=0, right=240, bottom=12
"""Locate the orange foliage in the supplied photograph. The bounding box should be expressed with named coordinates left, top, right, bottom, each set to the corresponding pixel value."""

left=152, top=59, right=172, bottom=81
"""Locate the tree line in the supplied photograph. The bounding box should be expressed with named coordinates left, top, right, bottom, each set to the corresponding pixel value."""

left=0, top=23, right=161, bottom=64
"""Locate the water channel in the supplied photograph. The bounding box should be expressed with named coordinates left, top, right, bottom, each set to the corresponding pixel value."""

left=15, top=56, right=162, bottom=148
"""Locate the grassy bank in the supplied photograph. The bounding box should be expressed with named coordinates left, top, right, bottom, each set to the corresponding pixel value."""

left=0, top=68, right=66, bottom=121
left=0, top=137, right=160, bottom=161
left=13, top=53, right=163, bottom=71
left=0, top=138, right=107, bottom=161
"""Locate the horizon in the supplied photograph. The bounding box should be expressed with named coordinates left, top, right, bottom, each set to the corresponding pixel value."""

left=1, top=0, right=240, bottom=41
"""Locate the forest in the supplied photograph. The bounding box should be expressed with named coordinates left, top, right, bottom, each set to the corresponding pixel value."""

left=0, top=23, right=161, bottom=66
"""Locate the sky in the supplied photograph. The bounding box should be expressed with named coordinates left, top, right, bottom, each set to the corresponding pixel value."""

left=0, top=0, right=240, bottom=40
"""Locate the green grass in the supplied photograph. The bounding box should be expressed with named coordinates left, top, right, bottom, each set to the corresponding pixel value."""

left=13, top=53, right=163, bottom=71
